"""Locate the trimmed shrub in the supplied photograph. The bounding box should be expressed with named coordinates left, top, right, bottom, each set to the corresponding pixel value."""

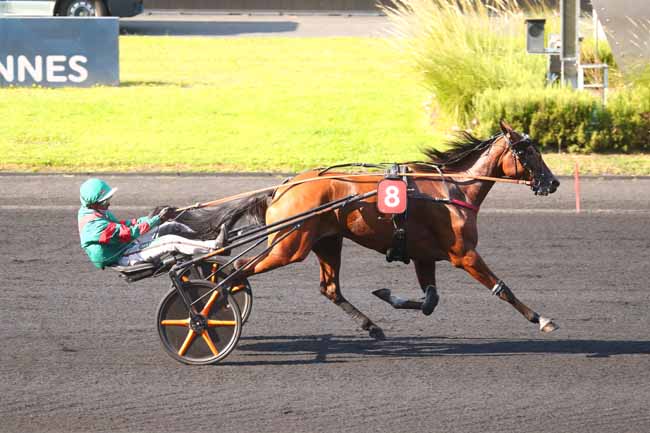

left=473, top=86, right=650, bottom=153
left=384, top=0, right=648, bottom=153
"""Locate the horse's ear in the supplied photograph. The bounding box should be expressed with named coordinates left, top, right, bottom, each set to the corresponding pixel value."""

left=499, top=120, right=513, bottom=136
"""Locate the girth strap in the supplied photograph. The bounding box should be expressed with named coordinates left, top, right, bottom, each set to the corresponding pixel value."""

left=386, top=212, right=410, bottom=264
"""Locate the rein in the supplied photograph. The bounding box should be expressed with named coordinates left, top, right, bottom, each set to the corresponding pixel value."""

left=177, top=171, right=530, bottom=212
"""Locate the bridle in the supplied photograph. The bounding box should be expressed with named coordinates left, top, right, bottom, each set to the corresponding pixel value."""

left=502, top=133, right=551, bottom=194
left=503, top=133, right=534, bottom=180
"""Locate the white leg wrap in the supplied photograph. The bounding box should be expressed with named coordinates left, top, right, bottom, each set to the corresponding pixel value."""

left=539, top=316, right=559, bottom=332
left=491, top=280, right=506, bottom=296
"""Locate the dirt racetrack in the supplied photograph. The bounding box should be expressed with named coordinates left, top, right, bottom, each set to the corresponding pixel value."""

left=1, top=174, right=649, bottom=433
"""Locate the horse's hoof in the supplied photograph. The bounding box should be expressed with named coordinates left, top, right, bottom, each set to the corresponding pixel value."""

left=539, top=316, right=559, bottom=333
left=421, top=285, right=439, bottom=316
left=368, top=326, right=386, bottom=340
left=372, top=288, right=392, bottom=303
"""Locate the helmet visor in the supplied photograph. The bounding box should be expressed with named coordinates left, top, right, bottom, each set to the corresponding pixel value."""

left=100, top=187, right=118, bottom=203
left=97, top=197, right=112, bottom=207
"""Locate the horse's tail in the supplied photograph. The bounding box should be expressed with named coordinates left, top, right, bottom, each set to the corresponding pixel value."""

left=174, top=191, right=272, bottom=239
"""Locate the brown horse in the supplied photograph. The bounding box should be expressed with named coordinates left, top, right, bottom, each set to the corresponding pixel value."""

left=179, top=121, right=560, bottom=339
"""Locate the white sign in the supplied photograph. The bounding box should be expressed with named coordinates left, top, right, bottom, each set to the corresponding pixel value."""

left=0, top=55, right=89, bottom=83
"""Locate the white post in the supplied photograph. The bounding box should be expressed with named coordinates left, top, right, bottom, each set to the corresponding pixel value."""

left=593, top=9, right=600, bottom=62
left=603, top=65, right=609, bottom=105
left=577, top=64, right=584, bottom=90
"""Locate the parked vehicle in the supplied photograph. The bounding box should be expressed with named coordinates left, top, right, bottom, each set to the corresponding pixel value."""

left=0, top=0, right=142, bottom=17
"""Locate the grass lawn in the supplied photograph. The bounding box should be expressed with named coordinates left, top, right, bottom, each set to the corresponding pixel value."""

left=0, top=37, right=437, bottom=173
left=541, top=154, right=650, bottom=176
left=1, top=36, right=648, bottom=175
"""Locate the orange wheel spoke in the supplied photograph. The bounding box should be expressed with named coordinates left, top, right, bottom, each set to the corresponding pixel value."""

left=201, top=331, right=219, bottom=356
left=178, top=330, right=196, bottom=356
left=200, top=291, right=220, bottom=316
left=207, top=320, right=237, bottom=327
left=160, top=319, right=190, bottom=327
left=231, top=285, right=244, bottom=294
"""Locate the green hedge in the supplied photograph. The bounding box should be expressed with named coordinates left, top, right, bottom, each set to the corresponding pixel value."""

left=383, top=0, right=548, bottom=124
left=473, top=87, right=650, bottom=153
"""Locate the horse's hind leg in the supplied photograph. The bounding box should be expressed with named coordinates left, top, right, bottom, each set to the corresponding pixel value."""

left=313, top=236, right=385, bottom=340
left=452, top=249, right=558, bottom=333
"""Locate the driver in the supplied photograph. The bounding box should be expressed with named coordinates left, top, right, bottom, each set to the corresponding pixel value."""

left=78, top=178, right=221, bottom=269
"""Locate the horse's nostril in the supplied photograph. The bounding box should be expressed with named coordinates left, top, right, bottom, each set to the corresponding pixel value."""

left=552, top=179, right=560, bottom=187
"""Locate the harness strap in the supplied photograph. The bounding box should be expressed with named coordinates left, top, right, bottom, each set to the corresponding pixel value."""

left=408, top=193, right=479, bottom=213
left=386, top=215, right=409, bottom=265
left=450, top=199, right=480, bottom=213
left=385, top=164, right=410, bottom=265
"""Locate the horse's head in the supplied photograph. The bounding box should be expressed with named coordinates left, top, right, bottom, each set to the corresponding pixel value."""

left=498, top=121, right=559, bottom=195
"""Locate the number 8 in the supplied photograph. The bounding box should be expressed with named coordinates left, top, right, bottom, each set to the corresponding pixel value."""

left=384, top=185, right=400, bottom=208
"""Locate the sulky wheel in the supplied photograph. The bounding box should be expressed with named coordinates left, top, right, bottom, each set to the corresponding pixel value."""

left=229, top=281, right=253, bottom=325
left=157, top=280, right=242, bottom=365
left=188, top=260, right=253, bottom=325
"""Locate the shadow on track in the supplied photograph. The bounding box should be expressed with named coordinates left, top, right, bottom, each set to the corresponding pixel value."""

left=119, top=21, right=299, bottom=36
left=221, top=335, right=650, bottom=366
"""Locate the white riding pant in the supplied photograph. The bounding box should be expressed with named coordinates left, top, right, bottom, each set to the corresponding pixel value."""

left=117, top=221, right=217, bottom=266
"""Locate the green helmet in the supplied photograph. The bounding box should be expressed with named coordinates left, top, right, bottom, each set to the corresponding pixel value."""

left=79, top=178, right=118, bottom=206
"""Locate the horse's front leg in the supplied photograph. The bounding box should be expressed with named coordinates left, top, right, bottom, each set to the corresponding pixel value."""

left=371, top=259, right=439, bottom=316
left=450, top=249, right=558, bottom=333
left=414, top=259, right=440, bottom=316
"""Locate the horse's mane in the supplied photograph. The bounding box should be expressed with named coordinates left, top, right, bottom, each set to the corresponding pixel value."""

left=422, top=132, right=500, bottom=168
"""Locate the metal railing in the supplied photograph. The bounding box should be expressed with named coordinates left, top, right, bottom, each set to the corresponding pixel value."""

left=578, top=63, right=609, bottom=105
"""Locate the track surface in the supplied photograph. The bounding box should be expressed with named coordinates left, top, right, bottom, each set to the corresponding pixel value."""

left=1, top=174, right=649, bottom=433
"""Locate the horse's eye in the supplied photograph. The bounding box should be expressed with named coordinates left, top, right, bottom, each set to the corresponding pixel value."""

left=521, top=144, right=535, bottom=155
